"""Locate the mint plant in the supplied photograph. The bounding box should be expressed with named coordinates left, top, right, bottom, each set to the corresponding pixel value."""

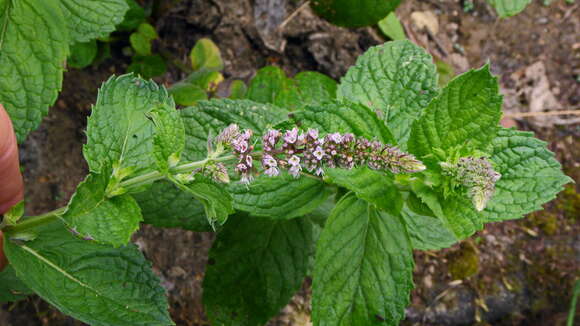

left=0, top=40, right=571, bottom=326
left=0, top=0, right=129, bottom=142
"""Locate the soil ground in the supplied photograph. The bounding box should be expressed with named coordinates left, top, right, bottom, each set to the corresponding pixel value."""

left=1, top=0, right=578, bottom=325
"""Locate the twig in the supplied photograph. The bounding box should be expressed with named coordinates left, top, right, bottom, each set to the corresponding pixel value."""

left=504, top=109, right=580, bottom=119
left=277, top=1, right=310, bottom=31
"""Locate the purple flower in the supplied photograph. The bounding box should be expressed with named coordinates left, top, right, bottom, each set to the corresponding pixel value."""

left=284, top=128, right=299, bottom=144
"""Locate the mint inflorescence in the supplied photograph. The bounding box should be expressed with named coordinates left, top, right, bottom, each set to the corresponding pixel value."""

left=441, top=157, right=501, bottom=211
left=216, top=124, right=426, bottom=183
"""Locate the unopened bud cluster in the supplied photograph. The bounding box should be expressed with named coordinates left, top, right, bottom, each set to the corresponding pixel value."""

left=441, top=157, right=501, bottom=211
left=216, top=124, right=426, bottom=184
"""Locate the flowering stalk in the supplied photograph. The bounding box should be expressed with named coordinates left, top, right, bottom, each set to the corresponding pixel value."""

left=441, top=157, right=501, bottom=211
left=215, top=124, right=426, bottom=184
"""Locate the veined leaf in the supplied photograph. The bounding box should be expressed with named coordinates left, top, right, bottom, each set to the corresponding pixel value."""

left=482, top=128, right=572, bottom=222
left=338, top=40, right=438, bottom=145
left=84, top=74, right=175, bottom=175
left=400, top=198, right=457, bottom=250
left=229, top=172, right=332, bottom=219
left=290, top=100, right=395, bottom=144
left=4, top=221, right=173, bottom=326
left=247, top=66, right=293, bottom=105
left=275, top=71, right=338, bottom=110
left=147, top=103, right=185, bottom=173
left=324, top=167, right=402, bottom=214
left=59, top=0, right=129, bottom=43
left=0, top=0, right=69, bottom=142
left=311, top=0, right=402, bottom=27
left=204, top=214, right=312, bottom=325
left=409, top=65, right=503, bottom=157
left=312, top=193, right=414, bottom=325
left=133, top=180, right=212, bottom=231
left=62, top=171, right=143, bottom=247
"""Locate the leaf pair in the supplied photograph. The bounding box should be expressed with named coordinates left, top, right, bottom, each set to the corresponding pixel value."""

left=0, top=0, right=129, bottom=142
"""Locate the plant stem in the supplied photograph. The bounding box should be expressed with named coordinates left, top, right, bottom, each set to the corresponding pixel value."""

left=3, top=155, right=237, bottom=235
left=3, top=207, right=66, bottom=234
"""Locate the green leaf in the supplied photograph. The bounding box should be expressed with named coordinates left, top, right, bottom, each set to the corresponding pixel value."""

left=0, top=0, right=69, bottom=142
left=68, top=40, right=98, bottom=69
left=204, top=214, right=312, bottom=325
left=0, top=266, right=32, bottom=303
left=180, top=70, right=224, bottom=92
left=180, top=99, right=288, bottom=161
left=169, top=174, right=234, bottom=227
left=59, top=0, right=129, bottom=43
left=338, top=40, right=438, bottom=145
left=229, top=80, right=247, bottom=99
left=147, top=104, right=185, bottom=172
left=481, top=128, right=572, bottom=223
left=312, top=193, right=414, bottom=325
left=128, top=55, right=167, bottom=79
left=289, top=100, right=395, bottom=143
left=169, top=83, right=208, bottom=106
left=189, top=38, right=224, bottom=72
left=62, top=171, right=143, bottom=247
left=84, top=74, right=174, bottom=175
left=436, top=59, right=455, bottom=87
left=136, top=22, right=158, bottom=40
left=275, top=71, right=338, bottom=110
left=133, top=180, right=212, bottom=231
left=229, top=172, right=332, bottom=219
left=409, top=65, right=503, bottom=158
left=130, top=32, right=152, bottom=56
left=247, top=66, right=293, bottom=105
left=3, top=200, right=24, bottom=225
left=117, top=0, right=146, bottom=31
left=324, top=167, right=402, bottom=214
left=4, top=221, right=172, bottom=326
left=400, top=192, right=457, bottom=250
left=487, top=0, right=532, bottom=17
left=311, top=0, right=402, bottom=27
left=378, top=12, right=406, bottom=41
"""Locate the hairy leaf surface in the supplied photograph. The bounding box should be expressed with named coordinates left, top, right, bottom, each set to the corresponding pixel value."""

left=133, top=180, right=211, bottom=231
left=275, top=71, right=338, bottom=110
left=247, top=66, right=293, bottom=105
left=62, top=172, right=143, bottom=247
left=312, top=193, right=414, bottom=325
left=409, top=65, right=502, bottom=157
left=204, top=215, right=312, bottom=326
left=229, top=173, right=332, bottom=219
left=482, top=128, right=572, bottom=222
left=59, top=0, right=128, bottom=43
left=324, top=167, right=401, bottom=214
left=4, top=221, right=172, bottom=326
left=0, top=0, right=68, bottom=142
left=147, top=103, right=185, bottom=173
left=84, top=74, right=175, bottom=175
left=338, top=40, right=438, bottom=145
